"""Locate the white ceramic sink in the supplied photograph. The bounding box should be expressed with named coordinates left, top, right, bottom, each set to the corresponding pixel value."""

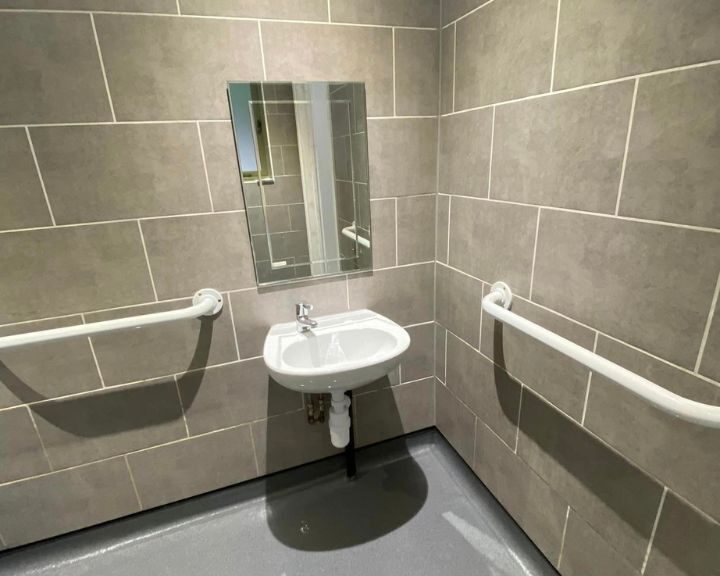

left=263, top=309, right=410, bottom=394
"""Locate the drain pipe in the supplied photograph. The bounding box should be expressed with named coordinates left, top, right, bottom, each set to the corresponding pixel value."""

left=329, top=390, right=352, bottom=448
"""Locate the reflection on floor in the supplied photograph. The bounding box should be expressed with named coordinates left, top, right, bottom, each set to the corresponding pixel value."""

left=0, top=430, right=558, bottom=576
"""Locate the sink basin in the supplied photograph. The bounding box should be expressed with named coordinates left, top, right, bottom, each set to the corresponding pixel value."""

left=263, top=309, right=410, bottom=394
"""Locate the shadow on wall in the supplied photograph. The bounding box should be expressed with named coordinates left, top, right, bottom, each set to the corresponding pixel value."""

left=263, top=377, right=429, bottom=551
left=490, top=319, right=702, bottom=575
left=0, top=317, right=217, bottom=434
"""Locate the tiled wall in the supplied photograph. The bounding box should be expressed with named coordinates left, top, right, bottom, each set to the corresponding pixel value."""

left=0, top=0, right=439, bottom=550
left=435, top=1, right=720, bottom=575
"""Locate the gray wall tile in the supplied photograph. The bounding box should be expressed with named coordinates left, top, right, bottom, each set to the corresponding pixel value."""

left=354, top=378, right=434, bottom=447
left=439, top=108, right=492, bottom=197
left=127, top=425, right=257, bottom=509
left=445, top=333, right=521, bottom=447
left=0, top=316, right=102, bottom=409
left=620, top=66, right=720, bottom=228
left=229, top=278, right=348, bottom=359
left=199, top=122, right=244, bottom=212
left=436, top=263, right=482, bottom=347
left=440, top=26, right=455, bottom=114
left=435, top=380, right=475, bottom=466
left=252, top=409, right=340, bottom=475
left=369, top=199, right=396, bottom=269
left=368, top=118, right=438, bottom=198
left=532, top=211, right=720, bottom=368
left=330, top=0, right=439, bottom=28
left=31, top=124, right=210, bottom=224
left=442, top=0, right=485, bottom=26
left=518, top=390, right=664, bottom=568
left=262, top=22, right=393, bottom=117
left=586, top=336, right=720, bottom=519
left=0, top=223, right=154, bottom=324
left=559, top=510, right=640, bottom=576
left=87, top=299, right=237, bottom=386
left=31, top=378, right=187, bottom=469
left=0, top=458, right=139, bottom=548
left=0, top=13, right=112, bottom=124
left=435, top=195, right=449, bottom=263
left=699, top=302, right=720, bottom=382
left=474, top=419, right=567, bottom=563
left=141, top=213, right=255, bottom=299
left=95, top=15, right=263, bottom=120
left=395, top=29, right=439, bottom=116
left=480, top=297, right=594, bottom=421
left=448, top=198, right=537, bottom=296
left=454, top=0, right=556, bottom=109
left=397, top=195, right=436, bottom=265
left=0, top=407, right=50, bottom=483
left=402, top=324, right=434, bottom=383
left=178, top=359, right=303, bottom=435
left=348, top=264, right=434, bottom=327
left=0, top=0, right=176, bottom=12
left=491, top=82, right=634, bottom=213
left=645, top=492, right=719, bottom=576
left=180, top=0, right=327, bottom=20
left=0, top=128, right=51, bottom=231
left=554, top=0, right=720, bottom=89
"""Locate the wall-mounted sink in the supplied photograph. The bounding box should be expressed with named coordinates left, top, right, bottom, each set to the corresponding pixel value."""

left=263, top=309, right=410, bottom=447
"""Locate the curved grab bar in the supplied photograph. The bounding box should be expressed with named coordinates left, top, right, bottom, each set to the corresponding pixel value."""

left=341, top=223, right=371, bottom=248
left=482, top=282, right=720, bottom=428
left=0, top=289, right=224, bottom=351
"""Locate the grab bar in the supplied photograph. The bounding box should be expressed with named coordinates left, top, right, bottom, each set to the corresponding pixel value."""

left=0, top=289, right=223, bottom=351
left=341, top=223, right=371, bottom=248
left=483, top=282, right=720, bottom=428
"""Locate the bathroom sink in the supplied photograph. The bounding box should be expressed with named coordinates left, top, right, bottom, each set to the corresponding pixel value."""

left=263, top=309, right=410, bottom=394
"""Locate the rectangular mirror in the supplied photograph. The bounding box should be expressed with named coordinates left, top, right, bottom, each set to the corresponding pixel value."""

left=228, top=81, right=372, bottom=285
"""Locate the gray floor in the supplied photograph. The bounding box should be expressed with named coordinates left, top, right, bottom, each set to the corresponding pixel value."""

left=0, top=430, right=558, bottom=575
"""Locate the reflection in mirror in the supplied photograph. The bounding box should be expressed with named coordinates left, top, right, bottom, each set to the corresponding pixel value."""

left=228, top=81, right=372, bottom=285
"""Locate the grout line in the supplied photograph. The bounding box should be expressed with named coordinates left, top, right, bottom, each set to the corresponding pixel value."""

left=615, top=78, right=639, bottom=215
left=2, top=119, right=232, bottom=129
left=175, top=0, right=181, bottom=15
left=695, top=270, right=720, bottom=372
left=446, top=196, right=452, bottom=262
left=451, top=23, right=457, bottom=112
left=136, top=221, right=159, bottom=301
left=443, top=328, right=448, bottom=382
left=326, top=0, right=331, bottom=21
left=556, top=505, right=571, bottom=567
left=26, top=406, right=54, bottom=472
left=549, top=0, right=562, bottom=91
left=0, top=531, right=5, bottom=548
left=0, top=208, right=246, bottom=236
left=513, top=385, right=523, bottom=453
left=248, top=424, right=261, bottom=477
left=87, top=337, right=107, bottom=388
left=394, top=198, right=399, bottom=265
left=257, top=21, right=267, bottom=81
left=404, top=320, right=436, bottom=329
left=24, top=127, right=56, bottom=226
left=124, top=454, right=143, bottom=510
left=471, top=416, right=478, bottom=469
left=367, top=115, right=437, bottom=120
left=442, top=58, right=720, bottom=117
left=345, top=275, right=351, bottom=309
left=641, top=487, right=667, bottom=574
left=441, top=0, right=496, bottom=30
left=226, top=294, right=242, bottom=361
left=434, top=193, right=720, bottom=234
left=581, top=332, right=599, bottom=425
left=392, top=27, right=397, bottom=116
left=486, top=106, right=495, bottom=198
left=527, top=208, right=542, bottom=300
left=89, top=14, right=116, bottom=122
left=195, top=122, right=215, bottom=211
left=173, top=375, right=191, bottom=438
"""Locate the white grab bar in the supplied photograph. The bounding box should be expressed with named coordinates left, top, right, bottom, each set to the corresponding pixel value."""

left=341, top=223, right=371, bottom=248
left=0, top=289, right=224, bottom=351
left=482, top=282, right=720, bottom=428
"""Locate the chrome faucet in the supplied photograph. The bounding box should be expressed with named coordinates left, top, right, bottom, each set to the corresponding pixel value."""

left=296, top=302, right=318, bottom=333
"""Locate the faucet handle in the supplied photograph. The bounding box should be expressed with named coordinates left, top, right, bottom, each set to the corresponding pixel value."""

left=296, top=302, right=313, bottom=316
